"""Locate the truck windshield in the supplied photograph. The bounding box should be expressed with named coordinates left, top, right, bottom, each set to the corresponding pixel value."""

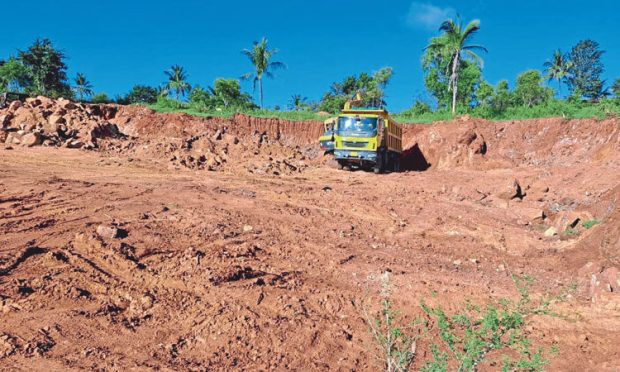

left=337, top=116, right=377, bottom=136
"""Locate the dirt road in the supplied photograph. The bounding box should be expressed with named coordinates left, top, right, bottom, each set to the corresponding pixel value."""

left=1, top=102, right=619, bottom=370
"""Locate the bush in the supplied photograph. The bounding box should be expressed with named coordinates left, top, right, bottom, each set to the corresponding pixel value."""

left=363, top=273, right=574, bottom=371
left=125, top=85, right=158, bottom=104
left=91, top=92, right=111, bottom=104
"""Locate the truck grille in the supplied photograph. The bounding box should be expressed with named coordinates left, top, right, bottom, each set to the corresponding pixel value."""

left=343, top=141, right=368, bottom=148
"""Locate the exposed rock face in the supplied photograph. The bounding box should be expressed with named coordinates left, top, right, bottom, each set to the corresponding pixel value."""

left=1, top=96, right=122, bottom=148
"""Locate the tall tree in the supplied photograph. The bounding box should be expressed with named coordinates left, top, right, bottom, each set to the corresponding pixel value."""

left=425, top=17, right=487, bottom=115
left=125, top=85, right=159, bottom=104
left=210, top=79, right=255, bottom=109
left=513, top=70, right=553, bottom=107
left=241, top=38, right=286, bottom=109
left=0, top=57, right=30, bottom=92
left=612, top=78, right=620, bottom=98
left=73, top=73, right=94, bottom=101
left=367, top=67, right=393, bottom=107
left=566, top=40, right=605, bottom=100
left=288, top=94, right=308, bottom=111
left=164, top=65, right=191, bottom=102
left=18, top=38, right=71, bottom=97
left=318, top=68, right=394, bottom=113
left=543, top=50, right=572, bottom=96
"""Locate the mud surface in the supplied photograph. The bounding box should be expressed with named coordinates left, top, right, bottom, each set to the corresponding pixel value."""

left=1, top=104, right=619, bottom=370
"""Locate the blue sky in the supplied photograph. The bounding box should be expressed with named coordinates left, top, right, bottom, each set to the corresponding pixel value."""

left=1, top=0, right=618, bottom=111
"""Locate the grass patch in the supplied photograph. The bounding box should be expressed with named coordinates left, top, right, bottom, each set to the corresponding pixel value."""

left=146, top=101, right=326, bottom=122
left=144, top=98, right=620, bottom=125
left=582, top=220, right=601, bottom=229
left=563, top=228, right=579, bottom=236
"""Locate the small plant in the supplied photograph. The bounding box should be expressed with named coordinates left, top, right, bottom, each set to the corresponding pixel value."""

left=563, top=228, right=579, bottom=236
left=582, top=219, right=600, bottom=229
left=363, top=272, right=416, bottom=372
left=418, top=275, right=573, bottom=371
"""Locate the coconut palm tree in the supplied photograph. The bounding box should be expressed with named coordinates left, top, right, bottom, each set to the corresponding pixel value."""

left=73, top=73, right=94, bottom=101
left=241, top=38, right=286, bottom=109
left=164, top=65, right=191, bottom=102
left=288, top=94, right=307, bottom=111
left=426, top=16, right=487, bottom=115
left=543, top=50, right=572, bottom=96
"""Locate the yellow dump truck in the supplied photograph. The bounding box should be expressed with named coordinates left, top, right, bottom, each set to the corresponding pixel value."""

left=332, top=103, right=402, bottom=173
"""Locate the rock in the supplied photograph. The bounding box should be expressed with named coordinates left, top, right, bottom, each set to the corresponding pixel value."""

left=47, top=114, right=66, bottom=125
left=212, top=129, right=223, bottom=141
left=21, top=132, right=42, bottom=147
left=544, top=227, right=557, bottom=237
left=452, top=259, right=462, bottom=266
left=96, top=225, right=119, bottom=239
left=514, top=206, right=546, bottom=225
left=590, top=267, right=620, bottom=309
left=66, top=140, right=84, bottom=149
left=243, top=225, right=254, bottom=233
left=26, top=97, right=42, bottom=107
left=497, top=179, right=524, bottom=200
left=469, top=258, right=479, bottom=264
left=0, top=114, right=13, bottom=128
left=7, top=100, right=22, bottom=112
left=5, top=132, right=22, bottom=145
left=58, top=99, right=76, bottom=110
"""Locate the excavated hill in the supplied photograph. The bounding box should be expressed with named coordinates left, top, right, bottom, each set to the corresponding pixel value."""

left=1, top=98, right=619, bottom=370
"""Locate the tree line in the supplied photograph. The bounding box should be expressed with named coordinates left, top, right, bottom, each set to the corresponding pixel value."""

left=1, top=26, right=619, bottom=120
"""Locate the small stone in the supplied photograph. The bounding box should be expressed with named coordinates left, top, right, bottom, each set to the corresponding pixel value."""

left=21, top=132, right=42, bottom=147
left=470, top=258, right=479, bottom=264
left=544, top=227, right=557, bottom=237
left=243, top=225, right=253, bottom=233
left=96, top=225, right=119, bottom=239
left=452, top=260, right=462, bottom=266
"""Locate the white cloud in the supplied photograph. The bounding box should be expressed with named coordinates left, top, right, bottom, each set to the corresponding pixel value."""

left=406, top=2, right=456, bottom=31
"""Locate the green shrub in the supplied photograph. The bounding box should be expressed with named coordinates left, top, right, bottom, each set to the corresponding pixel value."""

left=364, top=273, right=574, bottom=371
left=582, top=220, right=601, bottom=229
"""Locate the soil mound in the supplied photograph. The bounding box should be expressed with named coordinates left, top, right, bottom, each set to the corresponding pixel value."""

left=402, top=116, right=620, bottom=170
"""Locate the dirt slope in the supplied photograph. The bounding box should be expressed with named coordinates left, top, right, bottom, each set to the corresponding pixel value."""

left=1, top=100, right=619, bottom=370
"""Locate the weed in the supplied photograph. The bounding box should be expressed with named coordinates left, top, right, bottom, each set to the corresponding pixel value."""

left=582, top=220, right=600, bottom=229
left=363, top=272, right=417, bottom=372
left=364, top=274, right=574, bottom=371
left=563, top=228, right=579, bottom=236
left=419, top=275, right=575, bottom=371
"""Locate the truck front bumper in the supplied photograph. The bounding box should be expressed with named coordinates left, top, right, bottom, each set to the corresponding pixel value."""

left=334, top=150, right=377, bottom=162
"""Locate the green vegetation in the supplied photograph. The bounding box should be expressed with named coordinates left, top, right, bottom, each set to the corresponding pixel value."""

left=73, top=73, right=94, bottom=101
left=582, top=219, right=601, bottom=229
left=319, top=67, right=394, bottom=113
left=425, top=17, right=487, bottom=115
left=163, top=65, right=191, bottom=103
left=241, top=37, right=286, bottom=109
left=123, top=85, right=159, bottom=104
left=0, top=39, right=72, bottom=98
left=1, top=27, right=619, bottom=124
left=91, top=92, right=111, bottom=104
left=365, top=273, right=574, bottom=371
left=363, top=272, right=416, bottom=372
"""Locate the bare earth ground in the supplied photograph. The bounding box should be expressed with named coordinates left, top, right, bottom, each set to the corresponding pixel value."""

left=1, top=103, right=619, bottom=371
